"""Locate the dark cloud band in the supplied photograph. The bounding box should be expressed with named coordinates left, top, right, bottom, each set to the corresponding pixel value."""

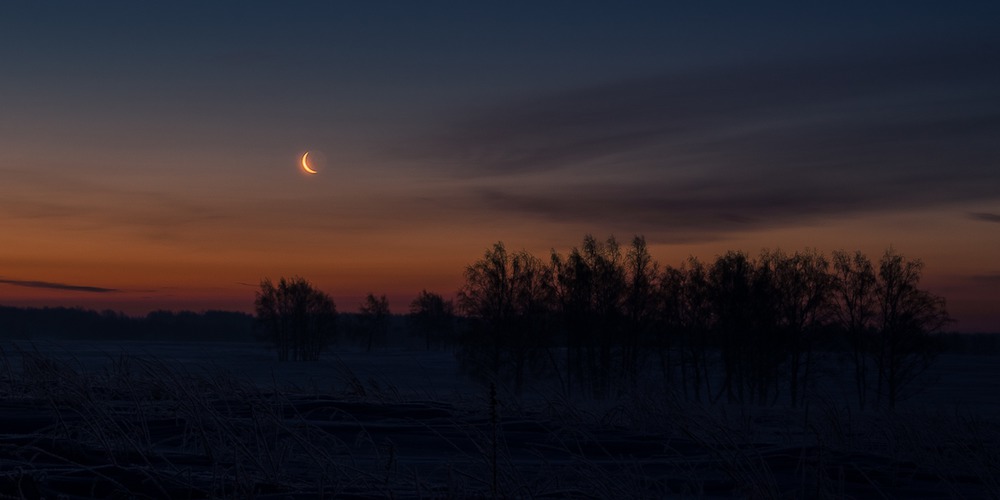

left=402, top=41, right=1000, bottom=241
left=969, top=212, right=1000, bottom=223
left=0, top=278, right=119, bottom=293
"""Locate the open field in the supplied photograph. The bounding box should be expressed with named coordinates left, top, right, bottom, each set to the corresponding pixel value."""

left=1, top=340, right=999, bottom=498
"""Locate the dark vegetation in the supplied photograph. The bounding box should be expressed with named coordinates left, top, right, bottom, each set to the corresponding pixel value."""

left=254, top=277, right=336, bottom=361
left=1, top=235, right=999, bottom=498
left=236, top=235, right=981, bottom=410
left=3, top=345, right=998, bottom=499
left=0, top=235, right=990, bottom=412
left=407, top=289, right=456, bottom=350
left=451, top=235, right=953, bottom=410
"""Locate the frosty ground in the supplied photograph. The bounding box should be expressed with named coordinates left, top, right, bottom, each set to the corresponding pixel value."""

left=1, top=340, right=998, bottom=498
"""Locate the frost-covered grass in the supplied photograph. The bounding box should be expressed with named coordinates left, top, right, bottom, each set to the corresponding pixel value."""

left=0, top=341, right=998, bottom=498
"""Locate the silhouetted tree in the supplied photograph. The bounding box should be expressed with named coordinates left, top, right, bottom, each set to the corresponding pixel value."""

left=832, top=250, right=879, bottom=408
left=747, top=253, right=786, bottom=405
left=358, top=293, right=390, bottom=352
left=873, top=249, right=950, bottom=408
left=588, top=236, right=626, bottom=397
left=832, top=249, right=950, bottom=409
left=709, top=251, right=757, bottom=403
left=457, top=242, right=555, bottom=393
left=551, top=235, right=628, bottom=398
left=255, top=277, right=336, bottom=361
left=623, top=236, right=659, bottom=388
left=408, top=290, right=455, bottom=350
left=659, top=258, right=714, bottom=401
left=551, top=246, right=592, bottom=396
left=766, top=249, right=832, bottom=407
left=508, top=248, right=557, bottom=391
left=459, top=242, right=514, bottom=384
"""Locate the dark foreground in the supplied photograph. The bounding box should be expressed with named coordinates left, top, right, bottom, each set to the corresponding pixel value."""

left=1, top=344, right=998, bottom=499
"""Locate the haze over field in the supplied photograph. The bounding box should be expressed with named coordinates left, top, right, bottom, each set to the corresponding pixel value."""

left=1, top=2, right=998, bottom=331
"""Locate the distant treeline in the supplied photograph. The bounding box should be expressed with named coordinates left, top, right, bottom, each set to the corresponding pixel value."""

left=0, top=305, right=440, bottom=348
left=937, top=332, right=1000, bottom=354
left=1, top=303, right=993, bottom=354
left=0, top=306, right=255, bottom=342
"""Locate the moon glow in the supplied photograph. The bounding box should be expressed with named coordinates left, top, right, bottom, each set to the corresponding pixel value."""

left=301, top=152, right=318, bottom=174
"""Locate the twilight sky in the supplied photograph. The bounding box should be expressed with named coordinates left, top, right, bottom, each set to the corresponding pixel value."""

left=1, top=2, right=998, bottom=331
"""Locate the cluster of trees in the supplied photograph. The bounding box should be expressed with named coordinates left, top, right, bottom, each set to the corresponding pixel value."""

left=252, top=235, right=951, bottom=409
left=455, top=236, right=951, bottom=409
left=408, top=290, right=456, bottom=350
left=254, top=278, right=457, bottom=360
left=254, top=277, right=337, bottom=361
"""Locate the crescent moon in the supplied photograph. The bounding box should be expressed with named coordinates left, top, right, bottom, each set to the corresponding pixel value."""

left=301, top=152, right=318, bottom=174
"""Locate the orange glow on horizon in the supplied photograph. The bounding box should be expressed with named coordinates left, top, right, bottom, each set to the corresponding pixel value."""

left=1, top=159, right=997, bottom=332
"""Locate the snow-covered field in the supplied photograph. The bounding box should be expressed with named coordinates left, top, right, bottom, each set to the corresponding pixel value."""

left=1, top=340, right=998, bottom=498
left=2, top=340, right=480, bottom=398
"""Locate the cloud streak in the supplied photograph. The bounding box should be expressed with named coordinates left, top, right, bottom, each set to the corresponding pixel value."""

left=403, top=41, right=1000, bottom=241
left=969, top=212, right=1000, bottom=223
left=0, top=278, right=119, bottom=293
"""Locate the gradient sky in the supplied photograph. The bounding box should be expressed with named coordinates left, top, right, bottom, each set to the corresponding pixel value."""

left=1, top=2, right=998, bottom=331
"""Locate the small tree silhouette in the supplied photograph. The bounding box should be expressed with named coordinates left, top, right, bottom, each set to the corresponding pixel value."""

left=622, top=236, right=659, bottom=389
left=408, top=290, right=454, bottom=350
left=254, top=277, right=336, bottom=361
left=832, top=250, right=879, bottom=409
left=658, top=258, right=714, bottom=401
left=359, top=293, right=390, bottom=352
left=458, top=242, right=518, bottom=388
left=708, top=251, right=758, bottom=404
left=766, top=249, right=832, bottom=408
left=873, top=249, right=950, bottom=408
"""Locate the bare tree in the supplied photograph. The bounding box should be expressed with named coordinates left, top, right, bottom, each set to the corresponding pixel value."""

left=623, top=235, right=659, bottom=388
left=551, top=235, right=627, bottom=398
left=358, top=293, right=390, bottom=352
left=766, top=249, right=832, bottom=407
left=587, top=235, right=626, bottom=398
left=458, top=242, right=555, bottom=393
left=659, top=258, right=714, bottom=401
left=551, top=246, right=591, bottom=396
left=832, top=250, right=878, bottom=408
left=874, top=249, right=950, bottom=408
left=408, top=290, right=454, bottom=350
left=509, top=248, right=557, bottom=392
left=832, top=249, right=950, bottom=409
left=708, top=251, right=758, bottom=404
left=255, top=277, right=336, bottom=361
left=457, top=242, right=517, bottom=388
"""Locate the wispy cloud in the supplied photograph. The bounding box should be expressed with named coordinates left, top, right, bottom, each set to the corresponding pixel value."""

left=0, top=167, right=233, bottom=243
left=966, top=274, right=1000, bottom=285
left=416, top=43, right=1000, bottom=175
left=0, top=278, right=119, bottom=293
left=969, top=212, right=1000, bottom=223
left=401, top=41, right=1000, bottom=241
